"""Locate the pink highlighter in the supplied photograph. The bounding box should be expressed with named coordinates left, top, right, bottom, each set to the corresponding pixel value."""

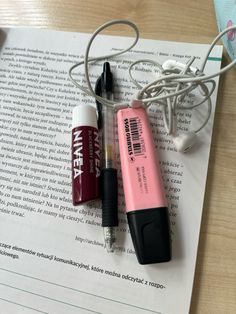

left=117, top=106, right=171, bottom=264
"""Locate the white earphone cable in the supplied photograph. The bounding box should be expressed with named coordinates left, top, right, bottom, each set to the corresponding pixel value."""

left=69, top=20, right=236, bottom=136
left=69, top=19, right=139, bottom=109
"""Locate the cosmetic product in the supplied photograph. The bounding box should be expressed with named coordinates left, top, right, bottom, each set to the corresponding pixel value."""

left=72, top=104, right=100, bottom=205
left=117, top=106, right=171, bottom=264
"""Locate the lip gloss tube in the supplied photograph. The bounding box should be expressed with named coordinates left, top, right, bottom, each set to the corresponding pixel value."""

left=117, top=107, right=171, bottom=264
left=72, top=104, right=100, bottom=205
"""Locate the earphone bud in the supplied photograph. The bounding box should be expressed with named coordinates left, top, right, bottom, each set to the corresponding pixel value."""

left=172, top=131, right=197, bottom=153
left=162, top=59, right=200, bottom=75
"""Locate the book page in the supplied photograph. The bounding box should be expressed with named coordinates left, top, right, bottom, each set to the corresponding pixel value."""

left=0, top=28, right=222, bottom=314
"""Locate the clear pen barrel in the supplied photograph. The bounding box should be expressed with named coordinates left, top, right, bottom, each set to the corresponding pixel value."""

left=102, top=91, right=115, bottom=169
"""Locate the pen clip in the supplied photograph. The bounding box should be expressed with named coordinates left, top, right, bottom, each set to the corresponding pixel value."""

left=95, top=76, right=102, bottom=129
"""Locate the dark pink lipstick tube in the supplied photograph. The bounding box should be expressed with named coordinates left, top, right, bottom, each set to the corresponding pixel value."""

left=72, top=104, right=100, bottom=205
left=117, top=107, right=171, bottom=264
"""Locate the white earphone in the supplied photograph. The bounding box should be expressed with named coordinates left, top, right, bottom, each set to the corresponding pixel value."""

left=162, top=59, right=200, bottom=75
left=172, top=131, right=197, bottom=153
left=159, top=60, right=206, bottom=152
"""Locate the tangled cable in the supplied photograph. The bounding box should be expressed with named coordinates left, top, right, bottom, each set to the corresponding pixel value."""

left=69, top=19, right=236, bottom=145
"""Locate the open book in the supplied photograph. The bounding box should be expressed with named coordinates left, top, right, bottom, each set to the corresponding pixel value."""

left=0, top=28, right=222, bottom=314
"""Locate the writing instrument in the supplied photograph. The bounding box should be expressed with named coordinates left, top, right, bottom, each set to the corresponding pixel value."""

left=97, top=62, right=118, bottom=252
left=117, top=106, right=171, bottom=264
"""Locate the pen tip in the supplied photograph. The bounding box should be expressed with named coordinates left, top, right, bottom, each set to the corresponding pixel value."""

left=105, top=241, right=115, bottom=253
left=103, top=227, right=116, bottom=253
left=103, top=62, right=111, bottom=73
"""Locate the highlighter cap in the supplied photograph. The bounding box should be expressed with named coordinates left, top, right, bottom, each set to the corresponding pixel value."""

left=127, top=207, right=171, bottom=264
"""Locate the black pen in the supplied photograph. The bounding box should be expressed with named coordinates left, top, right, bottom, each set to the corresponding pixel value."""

left=96, top=62, right=118, bottom=252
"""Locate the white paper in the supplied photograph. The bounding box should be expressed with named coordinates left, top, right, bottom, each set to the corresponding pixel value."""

left=0, top=28, right=222, bottom=314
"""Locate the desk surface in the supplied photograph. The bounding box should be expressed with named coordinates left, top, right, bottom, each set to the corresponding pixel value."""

left=0, top=1, right=235, bottom=313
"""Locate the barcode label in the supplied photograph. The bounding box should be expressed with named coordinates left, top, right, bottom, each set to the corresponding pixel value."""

left=130, top=118, right=140, bottom=141
left=133, top=142, right=142, bottom=155
left=129, top=117, right=143, bottom=156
